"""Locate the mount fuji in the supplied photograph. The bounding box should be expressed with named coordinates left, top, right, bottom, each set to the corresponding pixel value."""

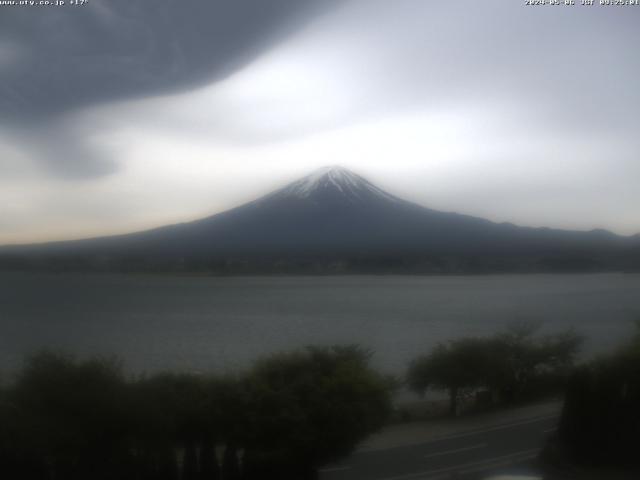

left=2, top=166, right=639, bottom=273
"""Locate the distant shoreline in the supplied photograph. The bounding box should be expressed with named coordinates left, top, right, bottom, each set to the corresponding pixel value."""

left=0, top=267, right=637, bottom=277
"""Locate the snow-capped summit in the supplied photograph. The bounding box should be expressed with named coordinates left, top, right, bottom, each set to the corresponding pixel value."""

left=272, top=165, right=400, bottom=204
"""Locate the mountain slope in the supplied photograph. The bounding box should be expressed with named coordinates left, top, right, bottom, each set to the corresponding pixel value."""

left=2, top=166, right=639, bottom=272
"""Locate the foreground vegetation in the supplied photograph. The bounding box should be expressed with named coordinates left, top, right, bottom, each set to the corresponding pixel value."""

left=407, top=322, right=640, bottom=472
left=2, top=322, right=637, bottom=479
left=0, top=346, right=391, bottom=480
left=407, top=323, right=582, bottom=416
left=547, top=322, right=640, bottom=471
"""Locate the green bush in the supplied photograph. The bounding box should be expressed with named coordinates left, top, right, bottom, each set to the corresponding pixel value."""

left=556, top=323, right=640, bottom=467
left=408, top=323, right=582, bottom=415
left=0, top=346, right=392, bottom=480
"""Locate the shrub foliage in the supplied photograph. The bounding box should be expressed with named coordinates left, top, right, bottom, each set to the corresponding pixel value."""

left=0, top=346, right=391, bottom=480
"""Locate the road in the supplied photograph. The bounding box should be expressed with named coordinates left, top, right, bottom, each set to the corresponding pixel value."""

left=319, top=413, right=558, bottom=480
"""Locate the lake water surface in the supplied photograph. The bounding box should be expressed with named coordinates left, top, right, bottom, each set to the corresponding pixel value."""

left=1, top=272, right=639, bottom=376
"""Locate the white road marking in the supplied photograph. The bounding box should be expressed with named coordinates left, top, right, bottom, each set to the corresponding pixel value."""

left=319, top=466, right=351, bottom=473
left=543, top=428, right=556, bottom=433
left=375, top=448, right=540, bottom=480
left=358, top=412, right=560, bottom=454
left=456, top=449, right=540, bottom=476
left=423, top=443, right=487, bottom=459
left=420, top=414, right=558, bottom=443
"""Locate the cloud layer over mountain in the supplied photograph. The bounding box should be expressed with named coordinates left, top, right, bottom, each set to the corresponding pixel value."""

left=1, top=0, right=639, bottom=243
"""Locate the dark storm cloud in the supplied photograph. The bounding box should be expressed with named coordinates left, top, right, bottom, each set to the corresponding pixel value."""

left=0, top=0, right=341, bottom=177
left=0, top=0, right=341, bottom=119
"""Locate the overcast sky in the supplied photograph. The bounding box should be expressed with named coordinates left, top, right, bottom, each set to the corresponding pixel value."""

left=1, top=0, right=639, bottom=244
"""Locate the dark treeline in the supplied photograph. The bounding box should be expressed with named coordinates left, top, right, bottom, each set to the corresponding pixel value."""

left=407, top=322, right=640, bottom=472
left=0, top=346, right=391, bottom=480
left=407, top=323, right=583, bottom=416
left=548, top=322, right=640, bottom=471
left=2, top=251, right=639, bottom=275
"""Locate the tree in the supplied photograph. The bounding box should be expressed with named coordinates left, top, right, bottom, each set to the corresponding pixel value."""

left=554, top=322, right=640, bottom=468
left=407, top=324, right=583, bottom=415
left=488, top=323, right=582, bottom=402
left=204, top=375, right=246, bottom=480
left=129, top=372, right=216, bottom=480
left=10, top=351, right=130, bottom=480
left=408, top=338, right=493, bottom=416
left=0, top=345, right=392, bottom=480
left=241, top=345, right=392, bottom=480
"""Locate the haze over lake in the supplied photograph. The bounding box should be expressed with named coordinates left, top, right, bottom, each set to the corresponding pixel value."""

left=2, top=272, right=638, bottom=377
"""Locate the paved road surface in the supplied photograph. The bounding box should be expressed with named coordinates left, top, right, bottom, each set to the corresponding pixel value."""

left=319, top=413, right=557, bottom=480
